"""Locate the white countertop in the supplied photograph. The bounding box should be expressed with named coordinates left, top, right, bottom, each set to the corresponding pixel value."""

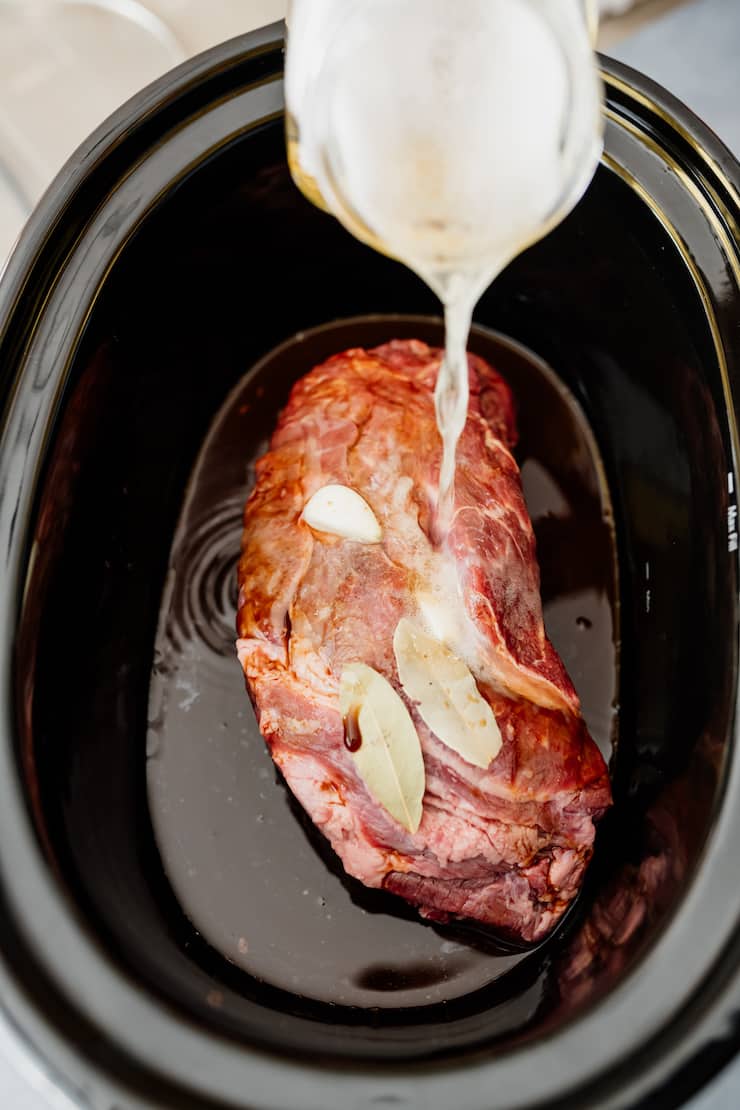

left=0, top=0, right=285, bottom=263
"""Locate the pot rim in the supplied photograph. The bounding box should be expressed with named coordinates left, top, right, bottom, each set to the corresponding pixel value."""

left=0, top=24, right=739, bottom=1110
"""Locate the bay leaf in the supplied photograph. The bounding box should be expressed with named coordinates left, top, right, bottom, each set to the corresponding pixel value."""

left=340, top=662, right=424, bottom=833
left=393, top=618, right=502, bottom=769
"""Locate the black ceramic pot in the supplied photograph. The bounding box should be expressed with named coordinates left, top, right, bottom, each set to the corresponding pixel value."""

left=0, top=23, right=739, bottom=1110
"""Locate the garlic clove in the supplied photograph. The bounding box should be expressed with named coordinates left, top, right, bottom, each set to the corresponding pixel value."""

left=302, top=484, right=382, bottom=543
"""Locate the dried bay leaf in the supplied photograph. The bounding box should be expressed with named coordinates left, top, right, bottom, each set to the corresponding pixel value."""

left=340, top=662, right=424, bottom=833
left=393, top=618, right=502, bottom=769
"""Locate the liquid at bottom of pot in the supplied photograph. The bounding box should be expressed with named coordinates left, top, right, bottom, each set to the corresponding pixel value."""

left=146, top=316, right=619, bottom=1013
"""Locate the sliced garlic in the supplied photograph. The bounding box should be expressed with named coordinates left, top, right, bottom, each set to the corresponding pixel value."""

left=340, top=662, right=424, bottom=833
left=393, top=618, right=502, bottom=770
left=302, top=484, right=382, bottom=543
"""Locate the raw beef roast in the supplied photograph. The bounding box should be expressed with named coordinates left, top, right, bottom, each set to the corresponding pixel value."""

left=236, top=339, right=611, bottom=942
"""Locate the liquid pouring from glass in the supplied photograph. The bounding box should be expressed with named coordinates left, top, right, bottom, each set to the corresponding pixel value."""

left=286, top=0, right=604, bottom=536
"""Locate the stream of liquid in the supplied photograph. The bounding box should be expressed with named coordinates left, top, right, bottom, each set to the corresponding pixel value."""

left=288, top=0, right=602, bottom=530
left=434, top=285, right=478, bottom=534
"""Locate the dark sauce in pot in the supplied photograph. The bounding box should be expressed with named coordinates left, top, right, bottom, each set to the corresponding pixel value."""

left=146, top=316, right=618, bottom=1014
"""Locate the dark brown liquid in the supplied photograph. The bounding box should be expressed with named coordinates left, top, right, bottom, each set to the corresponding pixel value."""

left=146, top=316, right=618, bottom=1012
left=344, top=706, right=363, bottom=752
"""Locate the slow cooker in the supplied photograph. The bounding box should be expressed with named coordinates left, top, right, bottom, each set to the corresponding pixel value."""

left=0, top=22, right=739, bottom=1110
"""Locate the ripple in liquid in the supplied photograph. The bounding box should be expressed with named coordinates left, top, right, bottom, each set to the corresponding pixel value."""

left=165, top=498, right=243, bottom=659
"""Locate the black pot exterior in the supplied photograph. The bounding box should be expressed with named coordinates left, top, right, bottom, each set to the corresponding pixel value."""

left=0, top=24, right=739, bottom=1110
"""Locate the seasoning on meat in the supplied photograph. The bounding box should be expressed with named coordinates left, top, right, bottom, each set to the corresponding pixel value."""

left=236, top=339, right=612, bottom=942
